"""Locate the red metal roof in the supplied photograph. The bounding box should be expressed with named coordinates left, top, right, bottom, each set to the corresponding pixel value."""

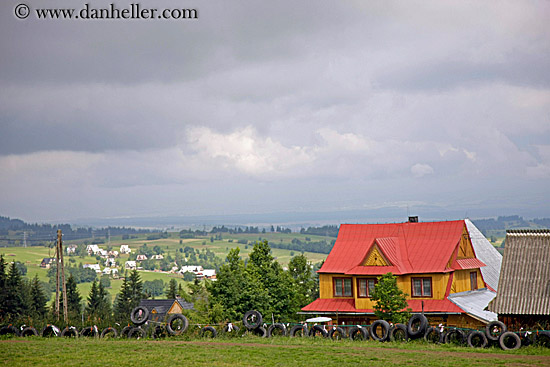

left=301, top=298, right=464, bottom=314
left=319, top=220, right=468, bottom=275
left=454, top=258, right=486, bottom=270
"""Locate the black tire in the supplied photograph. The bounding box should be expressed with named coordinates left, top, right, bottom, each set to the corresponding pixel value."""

left=243, top=310, right=263, bottom=330
left=424, top=327, right=442, bottom=343
left=223, top=324, right=240, bottom=334
left=200, top=326, right=217, bottom=338
left=166, top=313, right=189, bottom=336
left=467, top=330, right=488, bottom=348
left=0, top=325, right=20, bottom=337
left=21, top=327, right=38, bottom=337
left=444, top=328, right=465, bottom=345
left=534, top=331, right=550, bottom=348
left=370, top=320, right=390, bottom=342
left=407, top=314, right=428, bottom=339
left=389, top=324, right=408, bottom=342
left=289, top=324, right=308, bottom=337
left=152, top=325, right=167, bottom=339
left=267, top=323, right=287, bottom=337
left=41, top=325, right=61, bottom=337
left=130, top=306, right=149, bottom=326
left=308, top=324, right=328, bottom=338
left=100, top=327, right=118, bottom=339
left=499, top=331, right=521, bottom=351
left=121, top=325, right=132, bottom=338
left=61, top=326, right=79, bottom=338
left=254, top=326, right=267, bottom=338
left=128, top=327, right=146, bottom=339
left=328, top=327, right=346, bottom=340
left=80, top=326, right=99, bottom=338
left=348, top=326, right=369, bottom=341
left=485, top=321, right=507, bottom=342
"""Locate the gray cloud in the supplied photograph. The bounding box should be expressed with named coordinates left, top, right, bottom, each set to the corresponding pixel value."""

left=1, top=0, right=549, bottom=222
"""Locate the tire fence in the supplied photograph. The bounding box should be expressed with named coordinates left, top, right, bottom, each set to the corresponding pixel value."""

left=1, top=310, right=549, bottom=352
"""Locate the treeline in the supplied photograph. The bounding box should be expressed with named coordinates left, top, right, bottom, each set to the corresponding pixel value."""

left=299, top=225, right=339, bottom=237
left=0, top=216, right=151, bottom=246
left=269, top=238, right=335, bottom=254
left=472, top=215, right=550, bottom=234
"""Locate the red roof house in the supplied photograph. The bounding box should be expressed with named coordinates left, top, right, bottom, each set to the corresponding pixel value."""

left=301, top=219, right=502, bottom=328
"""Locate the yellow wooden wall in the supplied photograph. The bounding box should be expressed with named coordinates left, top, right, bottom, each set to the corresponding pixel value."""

left=450, top=269, right=483, bottom=294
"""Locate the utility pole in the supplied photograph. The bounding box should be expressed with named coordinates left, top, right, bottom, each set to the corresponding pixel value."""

left=55, top=230, right=68, bottom=323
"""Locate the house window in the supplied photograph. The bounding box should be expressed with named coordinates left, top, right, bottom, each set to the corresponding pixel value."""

left=470, top=272, right=478, bottom=291
left=411, top=277, right=432, bottom=297
left=333, top=278, right=353, bottom=297
left=357, top=278, right=378, bottom=298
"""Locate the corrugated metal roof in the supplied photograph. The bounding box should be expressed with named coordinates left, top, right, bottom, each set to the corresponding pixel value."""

left=319, top=220, right=465, bottom=275
left=488, top=230, right=550, bottom=315
left=465, top=219, right=502, bottom=291
left=448, top=288, right=498, bottom=323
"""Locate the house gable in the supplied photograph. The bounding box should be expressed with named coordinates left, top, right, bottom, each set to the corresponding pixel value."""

left=362, top=243, right=391, bottom=266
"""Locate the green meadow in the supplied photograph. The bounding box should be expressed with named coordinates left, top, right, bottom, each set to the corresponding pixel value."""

left=1, top=336, right=549, bottom=367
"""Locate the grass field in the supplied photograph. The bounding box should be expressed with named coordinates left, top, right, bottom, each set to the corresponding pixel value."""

left=1, top=337, right=549, bottom=367
left=0, top=231, right=329, bottom=304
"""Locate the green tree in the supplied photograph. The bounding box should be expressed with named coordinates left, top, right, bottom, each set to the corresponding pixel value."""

left=288, top=254, right=315, bottom=306
left=57, top=274, right=82, bottom=323
left=143, top=279, right=164, bottom=298
left=29, top=274, right=48, bottom=318
left=4, top=261, right=29, bottom=320
left=0, top=255, right=7, bottom=316
left=114, top=270, right=144, bottom=322
left=86, top=280, right=111, bottom=323
left=370, top=273, right=411, bottom=324
left=166, top=279, right=178, bottom=299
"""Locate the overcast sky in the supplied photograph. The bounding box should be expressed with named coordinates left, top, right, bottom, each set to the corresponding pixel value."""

left=1, top=1, right=549, bottom=224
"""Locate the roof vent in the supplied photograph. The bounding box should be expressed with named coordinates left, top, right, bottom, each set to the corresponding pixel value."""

left=408, top=216, right=418, bottom=223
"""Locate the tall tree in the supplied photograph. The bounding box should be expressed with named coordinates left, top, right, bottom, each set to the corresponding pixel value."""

left=29, top=274, right=48, bottom=318
left=166, top=279, right=178, bottom=299
left=114, top=270, right=144, bottom=322
left=0, top=255, right=7, bottom=316
left=288, top=254, right=315, bottom=307
left=57, top=274, right=82, bottom=323
left=86, top=280, right=111, bottom=322
left=371, top=272, right=411, bottom=324
left=4, top=261, right=29, bottom=319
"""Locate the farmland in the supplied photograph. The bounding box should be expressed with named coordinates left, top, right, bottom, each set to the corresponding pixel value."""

left=0, top=231, right=329, bottom=303
left=1, top=337, right=549, bottom=367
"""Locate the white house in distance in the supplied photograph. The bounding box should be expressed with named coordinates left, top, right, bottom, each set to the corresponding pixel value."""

left=103, top=267, right=119, bottom=276
left=125, top=261, right=136, bottom=270
left=83, top=263, right=101, bottom=273
left=66, top=245, right=77, bottom=255
left=120, top=245, right=131, bottom=254
left=136, top=254, right=148, bottom=261
left=105, top=257, right=116, bottom=267
left=179, top=265, right=216, bottom=280
left=86, top=244, right=100, bottom=255
left=151, top=254, right=164, bottom=260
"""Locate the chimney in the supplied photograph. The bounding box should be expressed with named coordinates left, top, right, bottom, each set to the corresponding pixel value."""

left=408, top=216, right=418, bottom=223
